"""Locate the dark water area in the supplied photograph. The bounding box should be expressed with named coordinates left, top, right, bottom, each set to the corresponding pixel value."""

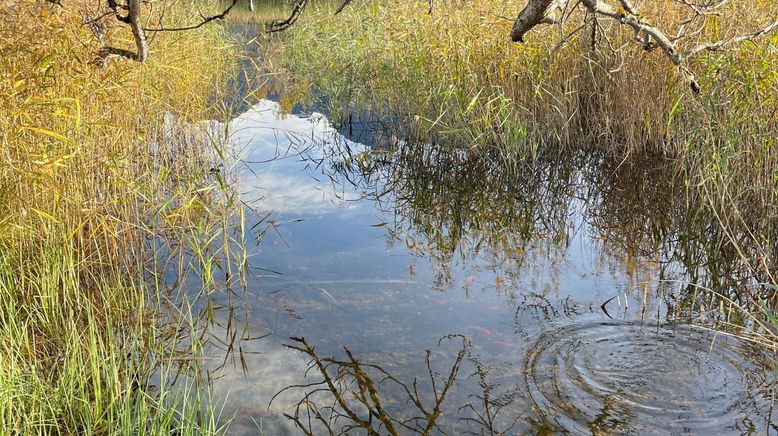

left=182, top=25, right=778, bottom=435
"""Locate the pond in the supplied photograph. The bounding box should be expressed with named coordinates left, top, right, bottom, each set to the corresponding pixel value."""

left=187, top=94, right=776, bottom=434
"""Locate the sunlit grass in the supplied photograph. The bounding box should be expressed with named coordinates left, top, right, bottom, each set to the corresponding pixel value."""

left=0, top=1, right=245, bottom=433
left=271, top=0, right=778, bottom=157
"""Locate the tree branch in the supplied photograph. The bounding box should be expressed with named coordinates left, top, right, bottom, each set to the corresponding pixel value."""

left=511, top=0, right=778, bottom=93
left=127, top=0, right=147, bottom=61
left=334, top=0, right=355, bottom=15
left=267, top=0, right=309, bottom=33
left=511, top=0, right=557, bottom=42
left=94, top=0, right=240, bottom=63
left=682, top=18, right=778, bottom=59
left=143, top=0, right=240, bottom=32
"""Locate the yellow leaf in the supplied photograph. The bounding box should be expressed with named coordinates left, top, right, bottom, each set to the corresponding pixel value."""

left=30, top=208, right=61, bottom=224
left=22, top=126, right=73, bottom=144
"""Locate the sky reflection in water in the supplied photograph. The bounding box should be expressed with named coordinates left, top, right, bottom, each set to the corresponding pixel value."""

left=204, top=100, right=775, bottom=435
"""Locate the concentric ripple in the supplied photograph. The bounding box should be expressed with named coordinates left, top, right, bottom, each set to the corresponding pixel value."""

left=525, top=321, right=775, bottom=434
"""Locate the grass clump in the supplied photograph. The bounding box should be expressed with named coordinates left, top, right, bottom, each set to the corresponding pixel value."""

left=271, top=0, right=778, bottom=156
left=0, top=1, right=241, bottom=433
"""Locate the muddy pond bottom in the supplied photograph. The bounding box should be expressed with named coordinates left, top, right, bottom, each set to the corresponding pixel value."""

left=201, top=100, right=776, bottom=435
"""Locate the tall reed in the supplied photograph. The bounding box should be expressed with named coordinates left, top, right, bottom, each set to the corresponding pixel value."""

left=0, top=1, right=242, bottom=432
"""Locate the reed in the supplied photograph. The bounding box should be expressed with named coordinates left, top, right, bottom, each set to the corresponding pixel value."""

left=271, top=0, right=778, bottom=157
left=0, top=1, right=244, bottom=432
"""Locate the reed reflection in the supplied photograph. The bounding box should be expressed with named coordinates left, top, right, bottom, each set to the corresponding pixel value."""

left=326, top=138, right=776, bottom=309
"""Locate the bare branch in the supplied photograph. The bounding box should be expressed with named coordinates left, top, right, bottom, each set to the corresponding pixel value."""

left=100, top=0, right=146, bottom=61
left=127, top=0, right=147, bottom=61
left=511, top=0, right=557, bottom=42
left=267, top=0, right=309, bottom=33
left=581, top=0, right=681, bottom=63
left=682, top=18, right=778, bottom=59
left=334, top=0, right=355, bottom=15
left=143, top=0, right=240, bottom=32
left=617, top=0, right=637, bottom=15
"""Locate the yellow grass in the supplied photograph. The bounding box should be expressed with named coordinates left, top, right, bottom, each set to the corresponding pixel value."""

left=0, top=1, right=239, bottom=432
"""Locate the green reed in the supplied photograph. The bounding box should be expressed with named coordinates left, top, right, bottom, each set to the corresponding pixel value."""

left=0, top=1, right=251, bottom=433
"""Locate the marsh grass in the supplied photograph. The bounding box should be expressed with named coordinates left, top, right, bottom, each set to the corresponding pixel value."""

left=271, top=0, right=778, bottom=153
left=269, top=2, right=777, bottom=191
left=0, top=1, right=249, bottom=432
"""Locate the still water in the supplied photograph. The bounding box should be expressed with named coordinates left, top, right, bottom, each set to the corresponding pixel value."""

left=197, top=99, right=775, bottom=434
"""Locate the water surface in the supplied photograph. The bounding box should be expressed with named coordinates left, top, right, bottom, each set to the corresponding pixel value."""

left=201, top=99, right=775, bottom=434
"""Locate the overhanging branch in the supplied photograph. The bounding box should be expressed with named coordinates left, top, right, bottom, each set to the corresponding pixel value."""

left=511, top=0, right=778, bottom=92
left=143, top=0, right=240, bottom=32
left=266, top=0, right=309, bottom=32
